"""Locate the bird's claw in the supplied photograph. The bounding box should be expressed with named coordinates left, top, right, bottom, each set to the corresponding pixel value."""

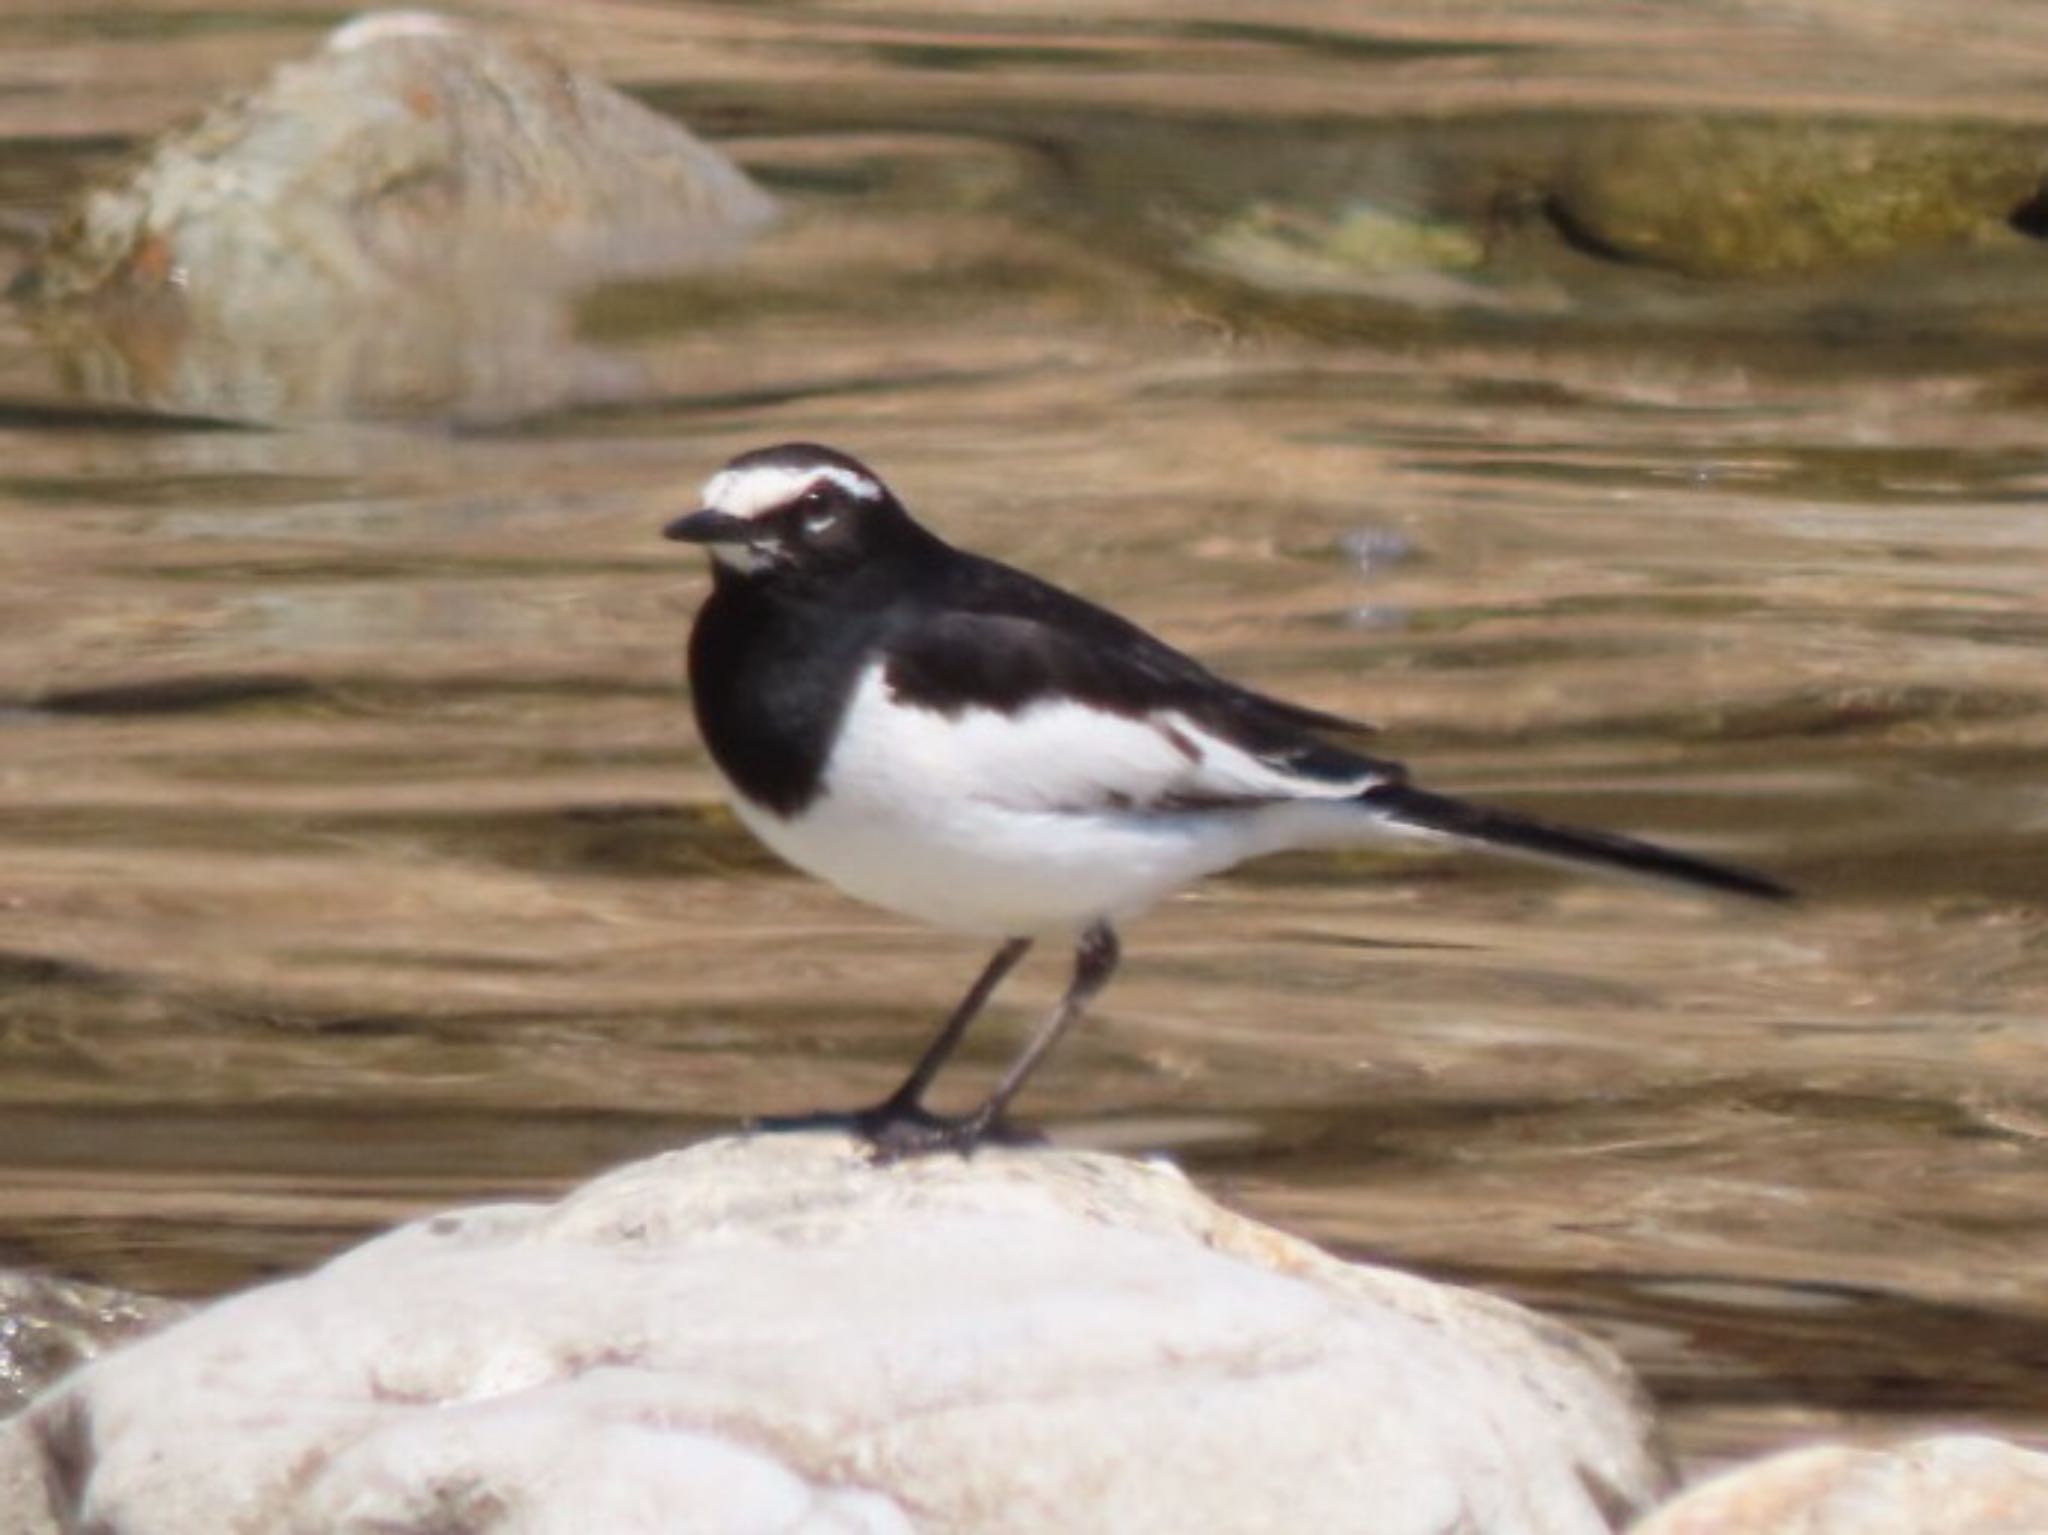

left=747, top=1097, right=1043, bottom=1163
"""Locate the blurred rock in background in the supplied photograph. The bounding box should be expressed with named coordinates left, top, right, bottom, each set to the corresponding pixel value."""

left=10, top=10, right=777, bottom=424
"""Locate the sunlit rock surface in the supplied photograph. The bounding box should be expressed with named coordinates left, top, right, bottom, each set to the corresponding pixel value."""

left=1632, top=1435, right=2048, bottom=1533
left=12, top=10, right=776, bottom=423
left=0, top=1134, right=1665, bottom=1534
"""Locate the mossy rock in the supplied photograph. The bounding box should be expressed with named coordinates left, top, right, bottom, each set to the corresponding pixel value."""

left=1547, top=116, right=2048, bottom=279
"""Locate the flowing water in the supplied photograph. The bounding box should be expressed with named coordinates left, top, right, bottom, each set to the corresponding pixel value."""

left=5, top=0, right=2048, bottom=1475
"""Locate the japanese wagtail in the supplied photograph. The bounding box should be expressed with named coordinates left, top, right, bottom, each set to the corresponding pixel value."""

left=666, top=442, right=1789, bottom=1157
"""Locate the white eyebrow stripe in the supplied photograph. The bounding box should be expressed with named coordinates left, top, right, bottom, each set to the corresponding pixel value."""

left=699, top=463, right=883, bottom=522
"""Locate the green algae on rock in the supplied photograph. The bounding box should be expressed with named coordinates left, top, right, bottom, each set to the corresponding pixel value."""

left=1547, top=116, right=2048, bottom=279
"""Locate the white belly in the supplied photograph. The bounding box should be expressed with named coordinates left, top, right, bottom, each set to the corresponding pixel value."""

left=735, top=790, right=1260, bottom=936
left=725, top=665, right=1389, bottom=937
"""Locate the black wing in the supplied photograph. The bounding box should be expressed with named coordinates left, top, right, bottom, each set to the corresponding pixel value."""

left=883, top=550, right=1405, bottom=794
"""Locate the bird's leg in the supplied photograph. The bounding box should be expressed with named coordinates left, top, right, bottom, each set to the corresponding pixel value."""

left=867, top=922, right=1120, bottom=1162
left=853, top=936, right=1031, bottom=1135
left=753, top=940, right=1029, bottom=1148
left=965, top=921, right=1119, bottom=1136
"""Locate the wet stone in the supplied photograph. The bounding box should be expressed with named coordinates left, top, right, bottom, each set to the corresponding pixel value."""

left=13, top=10, right=777, bottom=423
left=0, top=1269, right=189, bottom=1417
left=1144, top=111, right=2048, bottom=346
left=1547, top=116, right=2048, bottom=279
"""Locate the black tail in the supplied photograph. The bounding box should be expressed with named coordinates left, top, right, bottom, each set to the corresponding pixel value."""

left=1362, top=783, right=1793, bottom=902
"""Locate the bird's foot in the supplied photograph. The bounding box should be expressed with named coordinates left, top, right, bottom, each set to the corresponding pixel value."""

left=855, top=1099, right=1039, bottom=1164
left=747, top=1096, right=1044, bottom=1163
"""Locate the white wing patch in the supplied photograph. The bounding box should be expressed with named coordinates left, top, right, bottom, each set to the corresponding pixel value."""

left=700, top=463, right=882, bottom=523
left=830, top=666, right=1379, bottom=816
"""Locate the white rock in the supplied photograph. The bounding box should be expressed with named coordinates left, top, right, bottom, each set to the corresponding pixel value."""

left=1632, top=1434, right=2048, bottom=1534
left=3, top=1135, right=1665, bottom=1534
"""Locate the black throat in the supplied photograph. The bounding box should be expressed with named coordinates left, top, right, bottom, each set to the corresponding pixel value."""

left=687, top=543, right=938, bottom=818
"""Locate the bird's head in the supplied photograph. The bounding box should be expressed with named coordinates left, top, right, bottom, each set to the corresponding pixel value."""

left=664, top=443, right=924, bottom=582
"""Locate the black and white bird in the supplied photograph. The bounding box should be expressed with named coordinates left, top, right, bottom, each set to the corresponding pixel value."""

left=666, top=442, right=1789, bottom=1157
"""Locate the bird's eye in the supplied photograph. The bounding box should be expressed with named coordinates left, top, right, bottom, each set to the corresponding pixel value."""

left=798, top=487, right=837, bottom=536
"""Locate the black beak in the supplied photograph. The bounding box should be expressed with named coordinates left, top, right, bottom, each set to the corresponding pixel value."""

left=663, top=508, right=753, bottom=544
